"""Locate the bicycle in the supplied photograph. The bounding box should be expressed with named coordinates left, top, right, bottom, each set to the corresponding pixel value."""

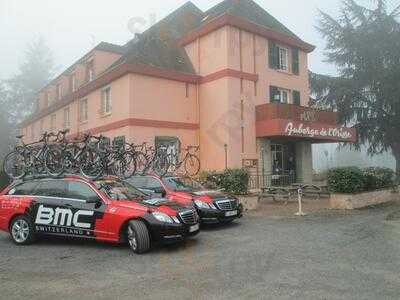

left=4, top=132, right=57, bottom=180
left=167, top=146, right=200, bottom=177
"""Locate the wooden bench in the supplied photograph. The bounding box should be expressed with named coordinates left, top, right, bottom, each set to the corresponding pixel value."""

left=259, top=186, right=299, bottom=203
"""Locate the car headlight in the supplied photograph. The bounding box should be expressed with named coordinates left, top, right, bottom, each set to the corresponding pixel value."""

left=171, top=216, right=181, bottom=223
left=194, top=199, right=212, bottom=209
left=152, top=212, right=174, bottom=223
left=209, top=203, right=217, bottom=210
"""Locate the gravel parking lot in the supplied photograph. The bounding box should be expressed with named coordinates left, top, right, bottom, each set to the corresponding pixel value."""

left=1, top=202, right=400, bottom=300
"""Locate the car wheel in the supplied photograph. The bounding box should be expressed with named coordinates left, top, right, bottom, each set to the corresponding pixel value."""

left=10, top=215, right=36, bottom=245
left=126, top=220, right=150, bottom=254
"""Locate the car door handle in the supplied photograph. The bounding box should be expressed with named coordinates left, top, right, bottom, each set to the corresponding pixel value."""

left=65, top=204, right=73, bottom=207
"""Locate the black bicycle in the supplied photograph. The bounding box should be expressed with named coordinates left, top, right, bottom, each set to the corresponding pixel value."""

left=4, top=132, right=57, bottom=180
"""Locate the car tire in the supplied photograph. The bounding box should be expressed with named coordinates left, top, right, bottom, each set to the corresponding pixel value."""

left=126, top=220, right=150, bottom=254
left=9, top=215, right=36, bottom=245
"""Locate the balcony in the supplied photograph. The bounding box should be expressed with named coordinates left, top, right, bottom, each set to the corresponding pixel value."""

left=256, top=103, right=337, bottom=125
left=255, top=103, right=356, bottom=143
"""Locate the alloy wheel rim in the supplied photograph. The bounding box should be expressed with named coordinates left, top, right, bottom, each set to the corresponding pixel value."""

left=11, top=220, right=29, bottom=243
left=127, top=226, right=137, bottom=250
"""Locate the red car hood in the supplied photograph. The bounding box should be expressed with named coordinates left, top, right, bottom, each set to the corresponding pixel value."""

left=113, top=198, right=187, bottom=216
left=171, top=190, right=231, bottom=204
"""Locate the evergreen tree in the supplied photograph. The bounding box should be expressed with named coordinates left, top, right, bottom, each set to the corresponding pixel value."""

left=313, top=0, right=400, bottom=177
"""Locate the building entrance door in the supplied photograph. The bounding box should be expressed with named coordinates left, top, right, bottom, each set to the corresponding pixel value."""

left=271, top=142, right=296, bottom=185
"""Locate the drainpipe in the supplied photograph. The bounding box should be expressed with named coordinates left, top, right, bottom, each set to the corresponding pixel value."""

left=224, top=144, right=228, bottom=170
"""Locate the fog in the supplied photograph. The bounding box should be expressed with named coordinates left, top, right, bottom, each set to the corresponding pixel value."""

left=1, top=0, right=382, bottom=80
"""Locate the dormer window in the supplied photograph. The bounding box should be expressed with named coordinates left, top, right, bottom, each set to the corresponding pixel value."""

left=87, top=60, right=95, bottom=82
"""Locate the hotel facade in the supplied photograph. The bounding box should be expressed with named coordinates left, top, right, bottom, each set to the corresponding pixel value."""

left=19, top=0, right=356, bottom=184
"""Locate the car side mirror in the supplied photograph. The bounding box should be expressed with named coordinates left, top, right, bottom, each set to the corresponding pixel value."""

left=152, top=187, right=165, bottom=194
left=86, top=198, right=102, bottom=205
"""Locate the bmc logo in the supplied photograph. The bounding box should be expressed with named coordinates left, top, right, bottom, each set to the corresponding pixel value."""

left=35, top=205, right=94, bottom=229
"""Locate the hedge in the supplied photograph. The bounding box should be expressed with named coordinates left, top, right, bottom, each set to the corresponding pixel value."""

left=198, top=168, right=249, bottom=195
left=363, top=167, right=395, bottom=191
left=328, top=166, right=395, bottom=193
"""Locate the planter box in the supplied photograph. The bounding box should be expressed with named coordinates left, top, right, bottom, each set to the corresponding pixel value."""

left=237, top=195, right=259, bottom=211
left=330, top=188, right=399, bottom=209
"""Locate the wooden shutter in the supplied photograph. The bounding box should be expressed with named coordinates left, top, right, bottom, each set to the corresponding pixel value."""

left=268, top=42, right=278, bottom=69
left=293, top=90, right=301, bottom=105
left=292, top=48, right=299, bottom=75
left=269, top=86, right=279, bottom=102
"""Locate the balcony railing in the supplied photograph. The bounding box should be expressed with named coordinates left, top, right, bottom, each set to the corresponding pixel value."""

left=255, top=103, right=337, bottom=125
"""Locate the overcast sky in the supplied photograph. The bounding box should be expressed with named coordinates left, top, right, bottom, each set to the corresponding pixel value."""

left=0, top=0, right=397, bottom=80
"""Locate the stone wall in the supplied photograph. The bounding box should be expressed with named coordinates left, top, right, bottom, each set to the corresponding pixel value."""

left=238, top=195, right=259, bottom=211
left=330, top=188, right=399, bottom=209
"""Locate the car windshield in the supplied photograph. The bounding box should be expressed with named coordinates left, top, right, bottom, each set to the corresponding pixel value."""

left=96, top=179, right=147, bottom=201
left=164, top=177, right=205, bottom=192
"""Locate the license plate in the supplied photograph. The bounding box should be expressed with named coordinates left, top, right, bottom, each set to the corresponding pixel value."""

left=225, top=210, right=238, bottom=217
left=189, top=224, right=199, bottom=233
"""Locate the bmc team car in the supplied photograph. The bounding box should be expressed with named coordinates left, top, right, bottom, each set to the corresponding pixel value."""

left=127, top=174, right=243, bottom=224
left=0, top=176, right=200, bottom=254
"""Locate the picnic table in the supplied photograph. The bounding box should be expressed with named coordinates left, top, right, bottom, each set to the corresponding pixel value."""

left=259, top=184, right=330, bottom=203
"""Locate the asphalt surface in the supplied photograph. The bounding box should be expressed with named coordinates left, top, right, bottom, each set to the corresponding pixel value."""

left=1, top=203, right=400, bottom=300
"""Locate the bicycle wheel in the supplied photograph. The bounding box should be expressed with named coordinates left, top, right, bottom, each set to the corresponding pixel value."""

left=3, top=150, right=27, bottom=180
left=44, top=145, right=65, bottom=177
left=113, top=152, right=136, bottom=179
left=153, top=154, right=170, bottom=177
left=184, top=154, right=200, bottom=177
left=79, top=148, right=103, bottom=180
left=133, top=151, right=148, bottom=175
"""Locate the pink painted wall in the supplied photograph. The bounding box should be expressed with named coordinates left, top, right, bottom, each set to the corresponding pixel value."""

left=129, top=74, right=198, bottom=124
left=185, top=26, right=230, bottom=76
left=22, top=73, right=200, bottom=152
left=184, top=25, right=311, bottom=170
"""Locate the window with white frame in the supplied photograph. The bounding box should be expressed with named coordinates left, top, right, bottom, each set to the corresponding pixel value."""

left=87, top=60, right=95, bottom=82
left=270, top=86, right=290, bottom=104
left=278, top=89, right=289, bottom=103
left=71, top=74, right=77, bottom=92
left=63, top=107, right=70, bottom=128
left=47, top=92, right=53, bottom=106
left=57, top=84, right=63, bottom=100
left=278, top=46, right=288, bottom=71
left=101, top=86, right=112, bottom=114
left=50, top=114, right=56, bottom=132
left=79, top=99, right=88, bottom=122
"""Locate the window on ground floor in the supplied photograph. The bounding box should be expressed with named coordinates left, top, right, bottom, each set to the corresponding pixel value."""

left=101, top=86, right=112, bottom=115
left=79, top=99, right=88, bottom=122
left=63, top=107, right=70, bottom=129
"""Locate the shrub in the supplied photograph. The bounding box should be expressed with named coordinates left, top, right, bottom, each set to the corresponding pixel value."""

left=328, top=166, right=396, bottom=193
left=328, top=167, right=365, bottom=193
left=362, top=167, right=395, bottom=191
left=198, top=168, right=249, bottom=195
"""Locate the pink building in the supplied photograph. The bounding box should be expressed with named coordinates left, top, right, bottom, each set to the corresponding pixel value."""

left=20, top=0, right=355, bottom=183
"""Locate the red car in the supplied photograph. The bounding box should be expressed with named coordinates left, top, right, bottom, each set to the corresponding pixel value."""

left=0, top=175, right=200, bottom=254
left=127, top=175, right=243, bottom=224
